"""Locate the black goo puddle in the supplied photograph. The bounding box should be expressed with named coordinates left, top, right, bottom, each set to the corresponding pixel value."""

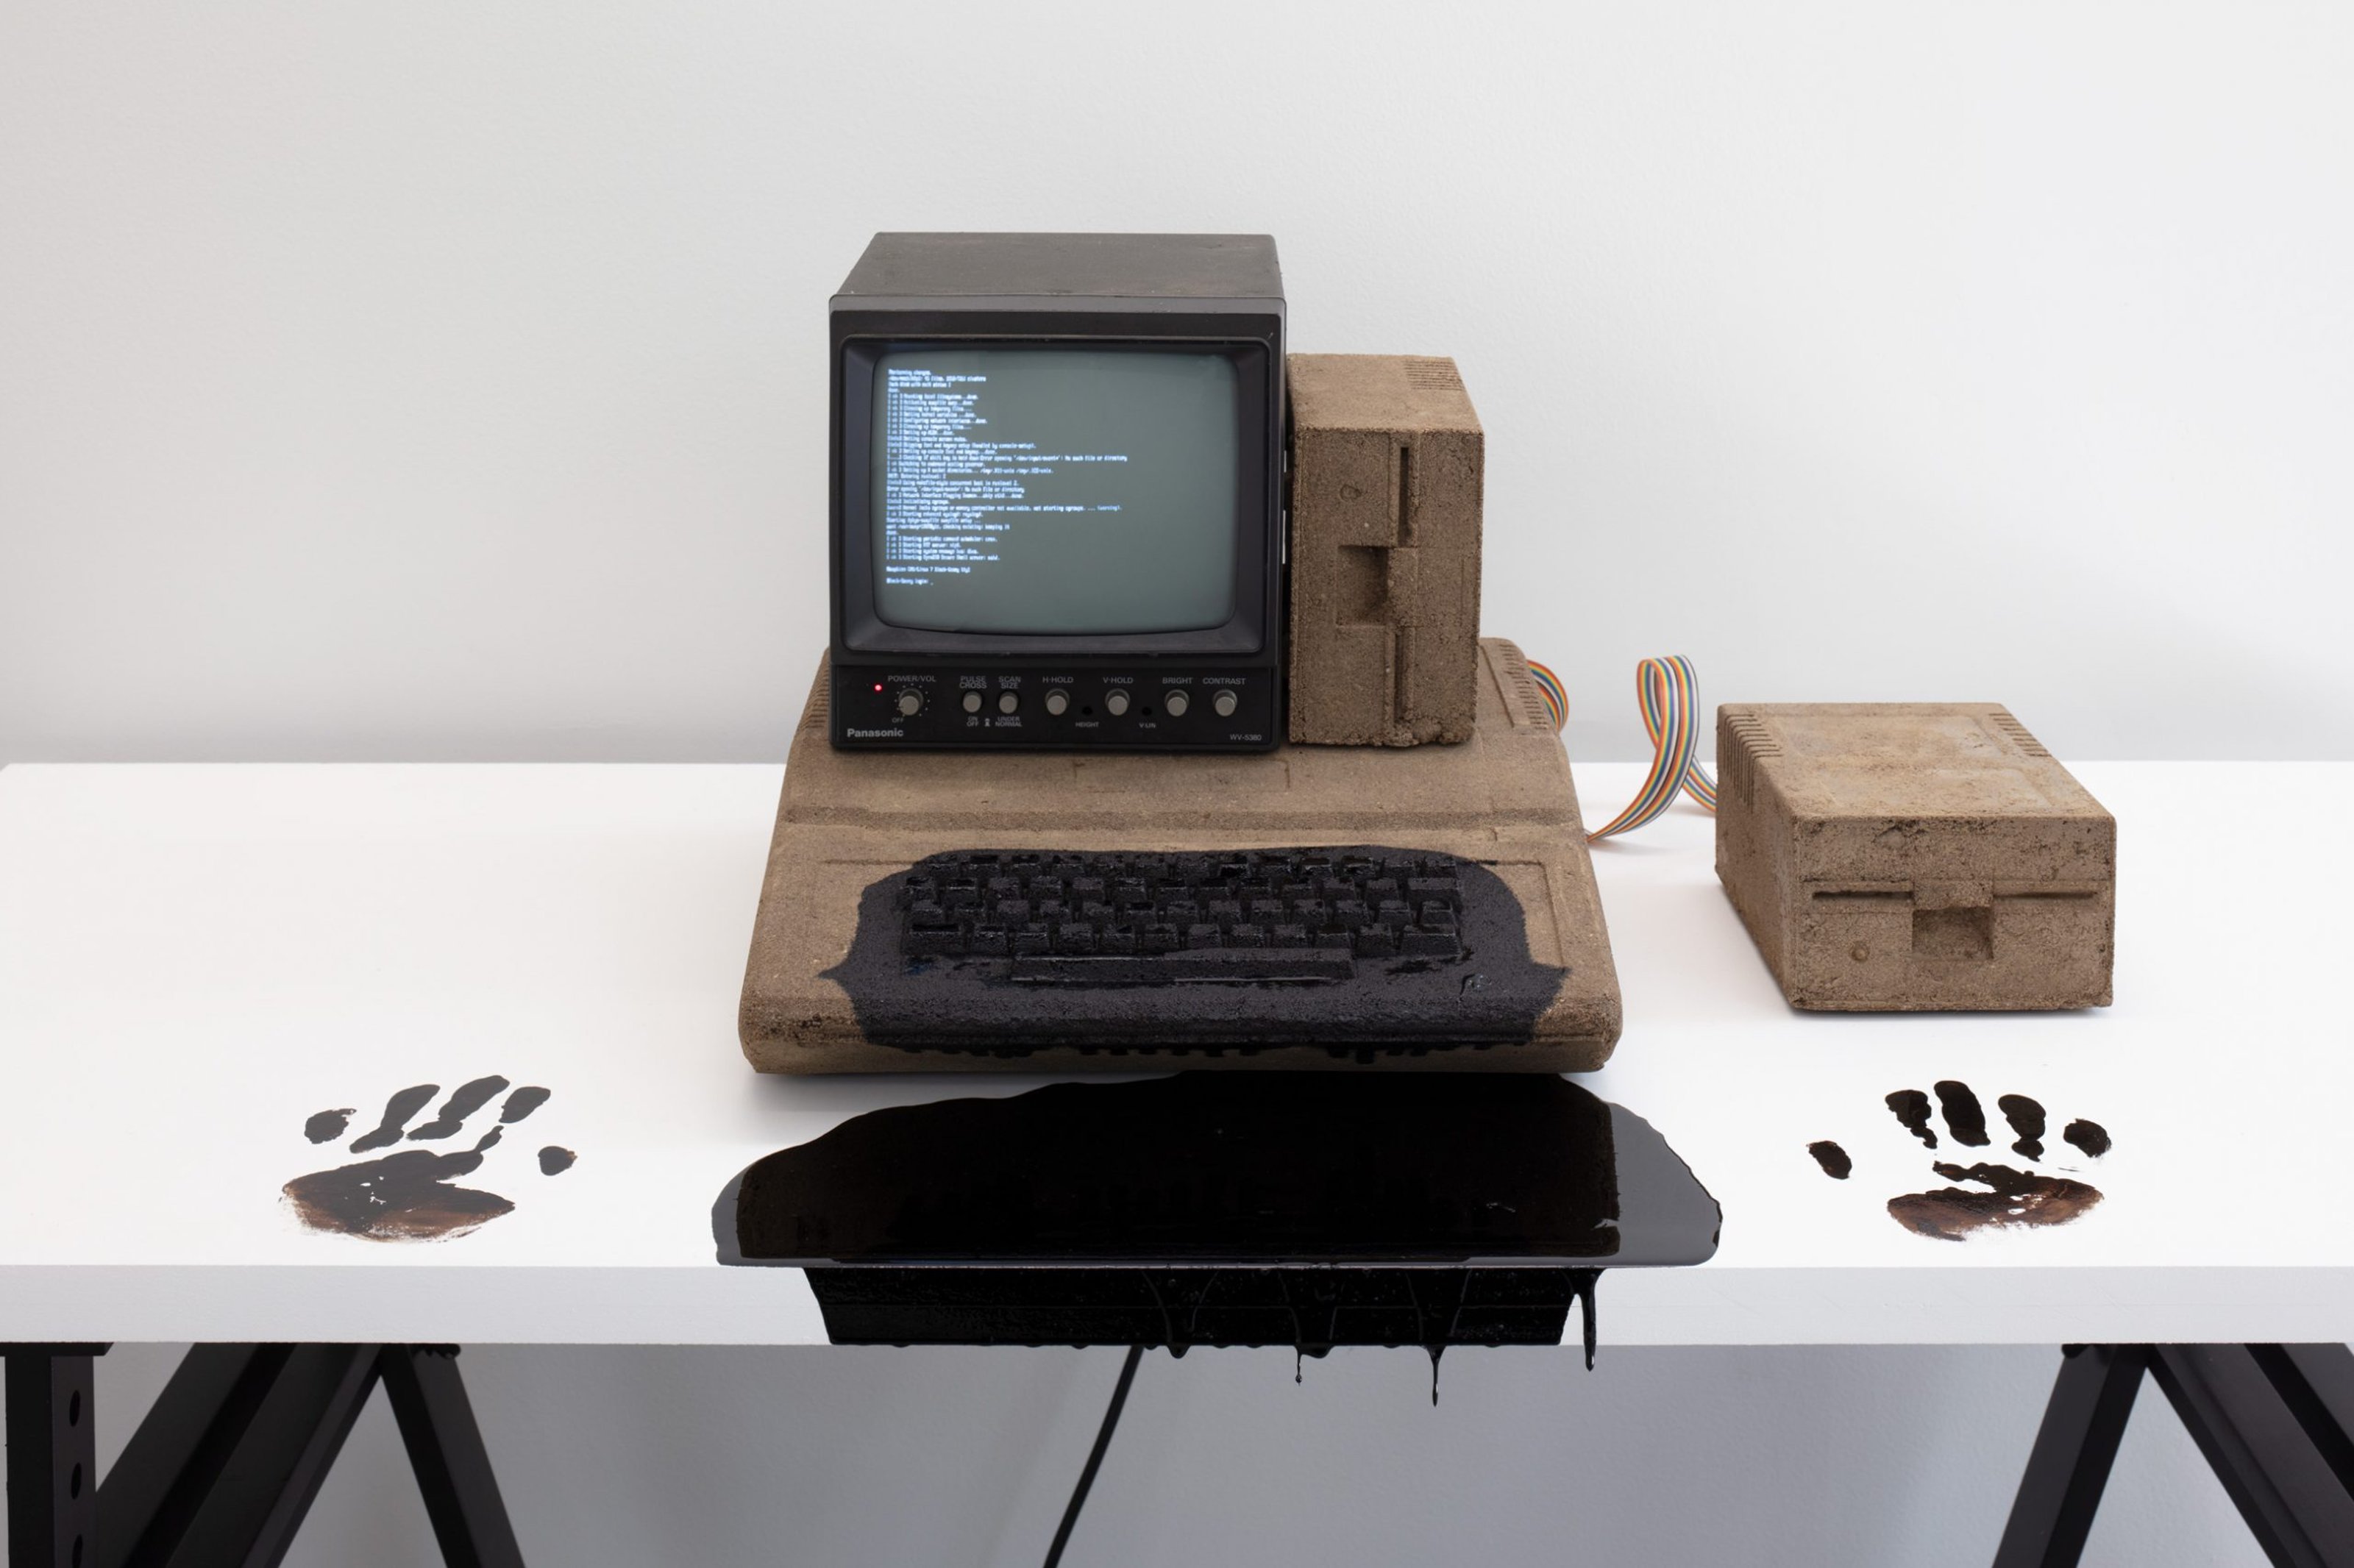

left=716, top=1073, right=1717, bottom=1373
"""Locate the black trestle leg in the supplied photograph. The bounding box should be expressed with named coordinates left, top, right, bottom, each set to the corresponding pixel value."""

left=11, top=1344, right=523, bottom=1568
left=7, top=1345, right=108, bottom=1568
left=377, top=1347, right=525, bottom=1568
left=1993, top=1344, right=2149, bottom=1568
left=96, top=1343, right=382, bottom=1568
left=98, top=1346, right=528, bottom=1568
left=2149, top=1344, right=2354, bottom=1568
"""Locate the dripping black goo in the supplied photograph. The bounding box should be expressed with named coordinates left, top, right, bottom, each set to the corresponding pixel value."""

left=718, top=1072, right=1718, bottom=1368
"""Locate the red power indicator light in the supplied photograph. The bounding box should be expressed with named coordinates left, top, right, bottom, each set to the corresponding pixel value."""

left=872, top=683, right=883, bottom=693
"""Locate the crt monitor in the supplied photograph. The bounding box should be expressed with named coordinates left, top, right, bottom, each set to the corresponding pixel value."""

left=828, top=232, right=1286, bottom=752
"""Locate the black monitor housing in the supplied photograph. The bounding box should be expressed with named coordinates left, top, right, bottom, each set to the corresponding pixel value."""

left=829, top=232, right=1286, bottom=751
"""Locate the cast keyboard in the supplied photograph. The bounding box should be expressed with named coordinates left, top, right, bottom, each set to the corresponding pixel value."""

left=897, top=848, right=1471, bottom=984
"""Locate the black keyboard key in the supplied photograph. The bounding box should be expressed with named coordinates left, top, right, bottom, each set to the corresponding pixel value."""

left=1012, top=948, right=1355, bottom=985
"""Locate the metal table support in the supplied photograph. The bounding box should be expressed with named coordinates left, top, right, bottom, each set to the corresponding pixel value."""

left=6, top=1344, right=524, bottom=1568
left=1996, top=1343, right=2354, bottom=1568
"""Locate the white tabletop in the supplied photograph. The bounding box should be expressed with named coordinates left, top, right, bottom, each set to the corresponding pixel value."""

left=0, top=760, right=2345, bottom=1348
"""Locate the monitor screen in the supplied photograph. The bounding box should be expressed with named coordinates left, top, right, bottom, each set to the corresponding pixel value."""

left=870, top=347, right=1240, bottom=635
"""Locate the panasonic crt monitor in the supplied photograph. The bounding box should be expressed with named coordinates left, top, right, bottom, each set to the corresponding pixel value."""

left=828, top=232, right=1287, bottom=751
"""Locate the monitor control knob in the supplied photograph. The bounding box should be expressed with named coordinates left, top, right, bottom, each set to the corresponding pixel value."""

left=895, top=690, right=922, bottom=718
left=1213, top=689, right=1239, bottom=719
left=962, top=691, right=983, bottom=714
left=1044, top=690, right=1069, bottom=716
left=998, top=691, right=1020, bottom=715
left=1104, top=690, right=1130, bottom=716
left=1164, top=691, right=1190, bottom=717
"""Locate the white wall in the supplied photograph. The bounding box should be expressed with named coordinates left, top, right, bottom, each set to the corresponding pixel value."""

left=3, top=2, right=2349, bottom=763
left=4, top=4, right=2343, bottom=1564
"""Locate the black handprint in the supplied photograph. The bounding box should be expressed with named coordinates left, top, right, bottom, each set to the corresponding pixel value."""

left=284, top=1077, right=572, bottom=1241
left=1810, top=1079, right=2111, bottom=1241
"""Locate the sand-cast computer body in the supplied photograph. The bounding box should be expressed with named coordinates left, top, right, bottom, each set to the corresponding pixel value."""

left=828, top=232, right=1287, bottom=752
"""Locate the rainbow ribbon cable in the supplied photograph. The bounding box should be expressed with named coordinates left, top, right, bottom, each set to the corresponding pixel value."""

left=1523, top=655, right=1717, bottom=841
